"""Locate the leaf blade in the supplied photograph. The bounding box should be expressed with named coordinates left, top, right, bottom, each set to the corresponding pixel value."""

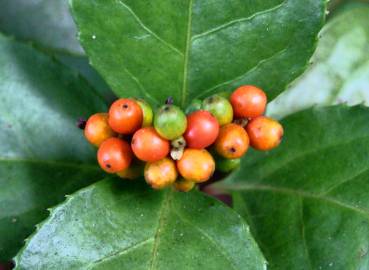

left=14, top=179, right=266, bottom=270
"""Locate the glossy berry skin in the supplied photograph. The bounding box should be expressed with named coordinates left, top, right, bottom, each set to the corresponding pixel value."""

left=144, top=157, right=177, bottom=189
left=216, top=157, right=241, bottom=173
left=84, top=113, right=116, bottom=146
left=135, top=99, right=153, bottom=127
left=177, top=149, right=215, bottom=183
left=184, top=110, right=219, bottom=149
left=97, top=138, right=132, bottom=173
left=202, top=95, right=233, bottom=126
left=154, top=105, right=187, bottom=140
left=173, top=178, right=195, bottom=192
left=246, top=116, right=284, bottom=151
left=215, top=123, right=249, bottom=159
left=230, top=85, right=267, bottom=119
left=131, top=127, right=170, bottom=162
left=108, top=98, right=143, bottom=134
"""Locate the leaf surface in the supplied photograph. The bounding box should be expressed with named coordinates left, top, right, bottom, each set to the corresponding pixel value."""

left=0, top=34, right=106, bottom=260
left=268, top=6, right=369, bottom=119
left=219, top=105, right=369, bottom=270
left=15, top=179, right=266, bottom=270
left=71, top=0, right=325, bottom=106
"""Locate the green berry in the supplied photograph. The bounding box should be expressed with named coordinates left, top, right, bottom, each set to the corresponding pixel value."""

left=135, top=98, right=153, bottom=127
left=216, top=156, right=241, bottom=173
left=202, top=94, right=233, bottom=125
left=185, top=99, right=202, bottom=114
left=154, top=105, right=187, bottom=140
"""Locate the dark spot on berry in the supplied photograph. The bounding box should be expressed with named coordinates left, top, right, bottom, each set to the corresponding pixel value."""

left=122, top=103, right=129, bottom=109
left=208, top=96, right=214, bottom=103
left=178, top=141, right=183, bottom=146
left=106, top=164, right=112, bottom=169
left=230, top=147, right=236, bottom=153
left=164, top=105, right=170, bottom=111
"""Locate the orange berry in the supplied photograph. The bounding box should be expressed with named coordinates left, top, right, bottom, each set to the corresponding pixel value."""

left=144, top=157, right=177, bottom=189
left=173, top=178, right=195, bottom=192
left=246, top=116, right=284, bottom=151
left=177, top=149, right=215, bottom=183
left=84, top=113, right=116, bottom=146
left=215, top=123, right=249, bottom=159
left=108, top=98, right=143, bottom=134
left=131, top=127, right=170, bottom=162
left=97, top=138, right=132, bottom=173
left=230, top=85, right=267, bottom=118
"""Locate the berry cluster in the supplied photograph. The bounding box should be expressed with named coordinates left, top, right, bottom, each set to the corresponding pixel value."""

left=81, top=85, right=283, bottom=192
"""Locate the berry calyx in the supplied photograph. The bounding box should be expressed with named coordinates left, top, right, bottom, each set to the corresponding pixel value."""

left=154, top=104, right=187, bottom=140
left=97, top=137, right=132, bottom=173
left=173, top=178, right=195, bottom=192
left=84, top=113, right=116, bottom=146
left=215, top=123, right=249, bottom=159
left=131, top=127, right=170, bottom=162
left=135, top=98, right=153, bottom=127
left=177, top=149, right=215, bottom=183
left=144, top=157, right=177, bottom=189
left=230, top=85, right=267, bottom=119
left=184, top=110, right=219, bottom=149
left=246, top=116, right=284, bottom=151
left=202, top=95, right=233, bottom=126
left=108, top=98, right=143, bottom=134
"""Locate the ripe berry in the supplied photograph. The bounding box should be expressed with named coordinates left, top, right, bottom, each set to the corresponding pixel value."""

left=117, top=159, right=144, bottom=180
left=131, top=127, right=170, bottom=162
left=173, top=178, right=195, bottom=192
left=144, top=157, right=177, bottom=189
left=135, top=98, right=153, bottom=127
left=215, top=156, right=241, bottom=173
left=230, top=85, right=267, bottom=118
left=184, top=110, right=219, bottom=149
left=84, top=113, right=116, bottom=146
left=108, top=98, right=143, bottom=134
left=97, top=138, right=132, bottom=173
left=202, top=95, right=233, bottom=126
left=246, top=116, right=284, bottom=151
left=154, top=105, right=187, bottom=140
left=177, top=149, right=215, bottom=183
left=215, top=123, right=249, bottom=159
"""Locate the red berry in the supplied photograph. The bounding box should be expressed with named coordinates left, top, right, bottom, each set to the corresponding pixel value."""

left=184, top=110, right=219, bottom=149
left=230, top=85, right=267, bottom=118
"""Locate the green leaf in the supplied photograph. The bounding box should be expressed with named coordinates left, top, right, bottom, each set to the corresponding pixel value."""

left=218, top=105, right=369, bottom=270
left=0, top=34, right=106, bottom=260
left=0, top=0, right=83, bottom=55
left=70, top=0, right=326, bottom=107
left=14, top=179, right=266, bottom=270
left=268, top=6, right=369, bottom=120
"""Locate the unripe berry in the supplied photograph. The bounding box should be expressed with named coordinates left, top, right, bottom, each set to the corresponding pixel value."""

left=135, top=99, right=153, bottom=127
left=108, top=98, right=143, bottom=134
left=230, top=85, right=267, bottom=118
left=215, top=157, right=241, bottom=173
left=177, top=149, right=215, bottom=183
left=202, top=95, right=233, bottom=126
left=131, top=127, right=170, bottom=162
left=84, top=113, right=116, bottom=146
left=144, top=157, right=177, bottom=189
left=215, top=123, right=249, bottom=159
left=246, top=116, right=284, bottom=151
left=154, top=105, right=187, bottom=140
left=97, top=138, right=132, bottom=173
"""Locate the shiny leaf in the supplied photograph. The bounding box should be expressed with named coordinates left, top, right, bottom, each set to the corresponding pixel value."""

left=268, top=6, right=369, bottom=119
left=0, top=34, right=106, bottom=260
left=15, top=179, right=266, bottom=270
left=219, top=105, right=369, bottom=270
left=70, top=0, right=325, bottom=107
